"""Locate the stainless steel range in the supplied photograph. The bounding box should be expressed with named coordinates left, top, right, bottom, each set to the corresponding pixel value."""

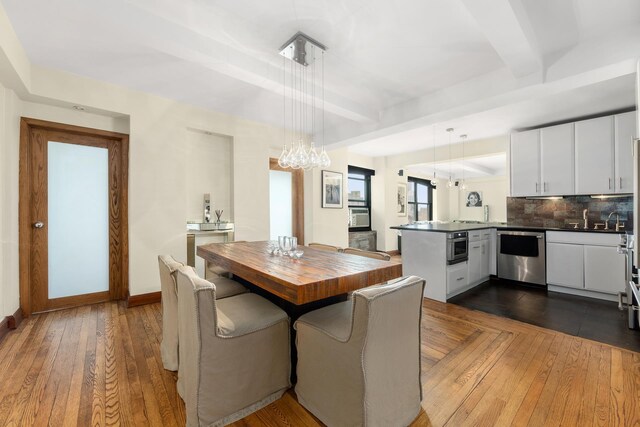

left=618, top=234, right=639, bottom=329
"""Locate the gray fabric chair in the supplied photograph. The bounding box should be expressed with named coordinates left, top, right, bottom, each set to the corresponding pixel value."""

left=308, top=242, right=343, bottom=252
left=294, top=275, right=425, bottom=427
left=343, top=247, right=391, bottom=261
left=176, top=266, right=291, bottom=427
left=158, top=256, right=248, bottom=372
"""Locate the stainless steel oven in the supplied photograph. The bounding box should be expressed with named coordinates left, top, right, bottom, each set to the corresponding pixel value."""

left=497, top=230, right=546, bottom=286
left=446, top=231, right=468, bottom=265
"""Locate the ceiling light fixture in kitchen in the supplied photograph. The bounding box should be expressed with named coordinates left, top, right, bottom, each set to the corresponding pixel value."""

left=431, top=125, right=438, bottom=184
left=459, top=134, right=467, bottom=191
left=446, top=128, right=454, bottom=188
left=277, top=32, right=330, bottom=170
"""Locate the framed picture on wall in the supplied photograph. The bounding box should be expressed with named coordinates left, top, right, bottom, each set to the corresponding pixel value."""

left=466, top=191, right=483, bottom=207
left=322, top=170, right=343, bottom=209
left=397, top=183, right=407, bottom=216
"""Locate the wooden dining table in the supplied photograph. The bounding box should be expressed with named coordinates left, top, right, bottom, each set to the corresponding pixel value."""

left=196, top=240, right=403, bottom=305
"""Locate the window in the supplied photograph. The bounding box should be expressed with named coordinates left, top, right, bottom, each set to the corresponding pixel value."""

left=348, top=166, right=375, bottom=230
left=407, top=177, right=434, bottom=223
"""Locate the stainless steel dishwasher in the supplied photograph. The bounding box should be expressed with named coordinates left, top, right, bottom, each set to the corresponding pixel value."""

left=497, top=230, right=546, bottom=286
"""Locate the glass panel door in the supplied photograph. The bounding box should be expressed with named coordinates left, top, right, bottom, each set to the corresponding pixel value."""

left=48, top=141, right=109, bottom=298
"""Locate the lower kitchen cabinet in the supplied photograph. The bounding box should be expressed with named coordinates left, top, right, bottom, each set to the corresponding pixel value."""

left=547, top=243, right=584, bottom=289
left=584, top=245, right=626, bottom=294
left=468, top=232, right=491, bottom=286
left=546, top=231, right=626, bottom=298
left=447, top=262, right=468, bottom=295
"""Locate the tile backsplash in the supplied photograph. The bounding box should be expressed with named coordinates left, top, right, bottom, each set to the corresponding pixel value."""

left=507, top=196, right=633, bottom=230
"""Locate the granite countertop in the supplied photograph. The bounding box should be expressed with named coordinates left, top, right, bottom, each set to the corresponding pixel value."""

left=391, top=222, right=629, bottom=234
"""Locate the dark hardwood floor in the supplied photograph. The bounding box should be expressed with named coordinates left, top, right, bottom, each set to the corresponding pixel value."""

left=449, top=278, right=640, bottom=353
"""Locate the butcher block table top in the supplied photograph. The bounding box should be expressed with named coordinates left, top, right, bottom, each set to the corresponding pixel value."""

left=197, top=241, right=403, bottom=305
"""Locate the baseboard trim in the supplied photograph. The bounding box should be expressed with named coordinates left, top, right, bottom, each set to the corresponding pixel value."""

left=127, top=291, right=161, bottom=308
left=386, top=250, right=400, bottom=256
left=0, top=307, right=24, bottom=344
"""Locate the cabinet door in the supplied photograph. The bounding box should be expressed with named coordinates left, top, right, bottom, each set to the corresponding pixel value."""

left=575, top=116, right=614, bottom=195
left=614, top=111, right=637, bottom=194
left=540, top=123, right=574, bottom=195
left=584, top=245, right=626, bottom=294
left=547, top=243, right=583, bottom=288
left=510, top=130, right=540, bottom=197
left=447, top=262, right=468, bottom=295
left=468, top=241, right=483, bottom=285
left=489, top=230, right=497, bottom=276
left=481, top=239, right=491, bottom=279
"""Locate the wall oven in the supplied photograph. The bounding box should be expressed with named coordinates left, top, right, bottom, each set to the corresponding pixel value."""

left=497, top=230, right=546, bottom=286
left=446, top=231, right=468, bottom=265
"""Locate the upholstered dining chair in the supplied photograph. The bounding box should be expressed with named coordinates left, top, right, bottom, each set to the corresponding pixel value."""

left=175, top=266, right=291, bottom=427
left=157, top=255, right=248, bottom=372
left=343, top=247, right=392, bottom=261
left=308, top=242, right=343, bottom=252
left=294, top=275, right=425, bottom=427
left=205, top=240, right=247, bottom=279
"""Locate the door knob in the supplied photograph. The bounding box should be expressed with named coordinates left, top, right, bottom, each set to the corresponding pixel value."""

left=34, top=221, right=44, bottom=229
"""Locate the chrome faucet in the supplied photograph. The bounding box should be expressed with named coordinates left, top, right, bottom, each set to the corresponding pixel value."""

left=583, top=209, right=588, bottom=229
left=606, top=211, right=624, bottom=231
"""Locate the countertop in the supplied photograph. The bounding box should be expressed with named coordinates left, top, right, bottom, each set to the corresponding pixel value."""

left=391, top=222, right=629, bottom=234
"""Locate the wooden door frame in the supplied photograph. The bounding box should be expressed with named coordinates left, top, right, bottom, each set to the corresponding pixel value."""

left=269, top=158, right=304, bottom=245
left=19, top=118, right=129, bottom=316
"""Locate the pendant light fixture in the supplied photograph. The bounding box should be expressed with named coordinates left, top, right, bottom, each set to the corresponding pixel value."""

left=277, top=32, right=330, bottom=170
left=446, top=128, right=454, bottom=188
left=430, top=124, right=438, bottom=184
left=459, top=134, right=467, bottom=191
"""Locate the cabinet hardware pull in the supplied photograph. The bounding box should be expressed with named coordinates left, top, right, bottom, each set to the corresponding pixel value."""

left=544, top=182, right=548, bottom=192
left=535, top=182, right=539, bottom=193
left=472, top=245, right=480, bottom=249
left=608, top=178, right=612, bottom=189
left=456, top=277, right=464, bottom=281
left=619, top=177, right=622, bottom=189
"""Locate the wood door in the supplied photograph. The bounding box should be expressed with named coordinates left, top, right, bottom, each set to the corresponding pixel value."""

left=19, top=118, right=129, bottom=315
left=269, top=158, right=304, bottom=244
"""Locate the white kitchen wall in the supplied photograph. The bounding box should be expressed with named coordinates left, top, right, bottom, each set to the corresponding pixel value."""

left=457, top=176, right=508, bottom=222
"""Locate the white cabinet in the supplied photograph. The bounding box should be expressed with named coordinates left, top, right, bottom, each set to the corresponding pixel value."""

left=468, top=229, right=491, bottom=286
left=546, top=231, right=626, bottom=298
left=584, top=245, right=626, bottom=294
left=540, top=123, right=574, bottom=196
left=488, top=229, right=497, bottom=276
left=547, top=243, right=584, bottom=289
left=575, top=116, right=614, bottom=195
left=510, top=129, right=540, bottom=197
left=614, top=111, right=636, bottom=193
left=447, top=262, right=468, bottom=295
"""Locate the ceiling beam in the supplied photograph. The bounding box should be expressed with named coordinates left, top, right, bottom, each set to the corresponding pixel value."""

left=77, top=0, right=378, bottom=124
left=459, top=0, right=541, bottom=78
left=460, top=162, right=495, bottom=176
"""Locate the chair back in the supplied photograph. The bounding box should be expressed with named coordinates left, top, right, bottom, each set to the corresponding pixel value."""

left=308, top=242, right=342, bottom=252
left=157, top=255, right=184, bottom=371
left=352, top=276, right=425, bottom=419
left=343, top=247, right=391, bottom=261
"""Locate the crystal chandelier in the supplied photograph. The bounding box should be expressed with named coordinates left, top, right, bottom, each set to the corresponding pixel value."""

left=277, top=32, right=330, bottom=170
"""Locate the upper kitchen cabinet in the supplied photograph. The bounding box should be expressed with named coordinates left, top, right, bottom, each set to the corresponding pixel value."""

left=510, top=129, right=540, bottom=197
left=510, top=123, right=574, bottom=197
left=540, top=123, right=574, bottom=196
left=614, top=111, right=637, bottom=193
left=575, top=116, right=614, bottom=195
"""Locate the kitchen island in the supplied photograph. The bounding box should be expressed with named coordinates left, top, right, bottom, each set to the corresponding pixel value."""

left=392, top=222, right=628, bottom=302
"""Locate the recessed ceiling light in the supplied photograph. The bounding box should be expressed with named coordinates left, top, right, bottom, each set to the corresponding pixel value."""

left=72, top=105, right=85, bottom=111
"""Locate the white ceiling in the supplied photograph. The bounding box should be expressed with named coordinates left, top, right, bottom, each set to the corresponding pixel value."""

left=2, top=0, right=639, bottom=155
left=406, top=153, right=507, bottom=181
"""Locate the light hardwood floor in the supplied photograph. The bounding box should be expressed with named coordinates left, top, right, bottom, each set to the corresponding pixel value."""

left=0, top=299, right=638, bottom=426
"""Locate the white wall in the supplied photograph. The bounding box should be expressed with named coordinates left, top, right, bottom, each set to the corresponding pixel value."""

left=185, top=131, right=233, bottom=223
left=456, top=177, right=508, bottom=222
